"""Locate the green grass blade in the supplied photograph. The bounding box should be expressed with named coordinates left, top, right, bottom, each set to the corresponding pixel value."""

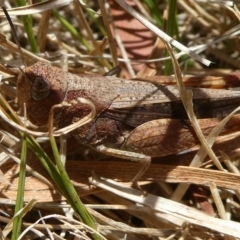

left=85, top=8, right=106, bottom=36
left=52, top=9, right=93, bottom=52
left=49, top=135, right=103, bottom=240
left=11, top=134, right=27, bottom=240
left=14, top=0, right=39, bottom=53
left=143, top=0, right=163, bottom=26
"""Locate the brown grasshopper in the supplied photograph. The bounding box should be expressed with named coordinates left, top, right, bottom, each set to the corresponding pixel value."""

left=17, top=61, right=240, bottom=187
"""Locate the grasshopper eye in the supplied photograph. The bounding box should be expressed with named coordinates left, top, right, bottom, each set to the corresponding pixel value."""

left=31, top=76, right=50, bottom=100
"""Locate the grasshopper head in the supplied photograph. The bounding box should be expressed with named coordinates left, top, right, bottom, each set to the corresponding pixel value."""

left=17, top=61, right=67, bottom=126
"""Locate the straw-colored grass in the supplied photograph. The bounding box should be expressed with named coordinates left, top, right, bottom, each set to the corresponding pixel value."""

left=1, top=0, right=240, bottom=239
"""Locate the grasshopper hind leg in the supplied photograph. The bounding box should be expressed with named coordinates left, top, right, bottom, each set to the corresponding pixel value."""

left=95, top=145, right=151, bottom=190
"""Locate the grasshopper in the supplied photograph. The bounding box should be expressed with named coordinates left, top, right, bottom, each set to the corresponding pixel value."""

left=17, top=61, right=240, bottom=187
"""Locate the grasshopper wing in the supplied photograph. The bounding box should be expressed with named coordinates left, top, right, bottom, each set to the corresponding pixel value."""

left=123, top=117, right=240, bottom=157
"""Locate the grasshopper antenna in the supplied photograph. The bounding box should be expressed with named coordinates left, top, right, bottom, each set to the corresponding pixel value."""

left=104, top=65, right=121, bottom=76
left=2, top=6, right=26, bottom=68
